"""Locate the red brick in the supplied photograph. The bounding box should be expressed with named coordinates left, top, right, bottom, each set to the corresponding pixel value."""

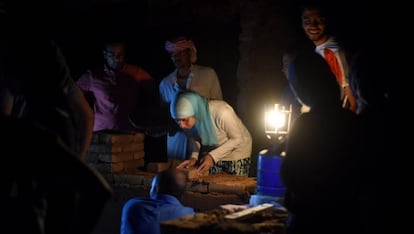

left=111, top=162, right=123, bottom=173
left=179, top=167, right=209, bottom=181
left=147, top=162, right=171, bottom=173
left=110, top=152, right=135, bottom=163
left=206, top=175, right=256, bottom=195
left=123, top=158, right=145, bottom=173
left=208, top=183, right=250, bottom=196
left=133, top=151, right=145, bottom=160
left=123, top=142, right=144, bottom=152
left=133, top=133, right=145, bottom=142
left=109, top=133, right=137, bottom=144
left=185, top=181, right=208, bottom=193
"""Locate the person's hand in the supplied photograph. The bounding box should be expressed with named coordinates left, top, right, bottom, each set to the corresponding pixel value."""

left=343, top=86, right=357, bottom=113
left=197, top=154, right=215, bottom=175
left=176, top=158, right=197, bottom=169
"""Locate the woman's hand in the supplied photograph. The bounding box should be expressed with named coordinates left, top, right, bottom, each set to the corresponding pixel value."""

left=176, top=158, right=197, bottom=169
left=197, top=154, right=215, bottom=175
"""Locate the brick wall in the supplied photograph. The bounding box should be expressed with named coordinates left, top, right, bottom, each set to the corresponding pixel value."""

left=85, top=132, right=146, bottom=183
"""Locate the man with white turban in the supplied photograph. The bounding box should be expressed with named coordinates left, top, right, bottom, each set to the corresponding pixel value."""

left=159, top=36, right=223, bottom=163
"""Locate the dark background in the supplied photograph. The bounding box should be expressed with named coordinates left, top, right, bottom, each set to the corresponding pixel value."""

left=2, top=0, right=405, bottom=173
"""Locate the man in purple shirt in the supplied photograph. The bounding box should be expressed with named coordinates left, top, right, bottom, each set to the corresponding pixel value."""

left=76, top=41, right=157, bottom=133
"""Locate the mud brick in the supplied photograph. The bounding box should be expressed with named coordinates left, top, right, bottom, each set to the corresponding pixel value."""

left=133, top=133, right=145, bottom=142
left=111, top=162, right=124, bottom=173
left=179, top=167, right=209, bottom=181
left=209, top=183, right=249, bottom=196
left=185, top=181, right=208, bottom=193
left=147, top=162, right=171, bottom=173
left=110, top=152, right=135, bottom=163
left=123, top=158, right=145, bottom=173
left=123, top=142, right=144, bottom=152
left=133, top=150, right=145, bottom=160
left=207, top=176, right=257, bottom=195
left=202, top=174, right=257, bottom=194
left=108, top=133, right=137, bottom=144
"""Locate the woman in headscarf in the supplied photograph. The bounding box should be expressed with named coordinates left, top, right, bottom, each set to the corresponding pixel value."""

left=171, top=91, right=252, bottom=176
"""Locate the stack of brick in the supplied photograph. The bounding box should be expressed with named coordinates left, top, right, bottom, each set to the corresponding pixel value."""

left=85, top=132, right=146, bottom=183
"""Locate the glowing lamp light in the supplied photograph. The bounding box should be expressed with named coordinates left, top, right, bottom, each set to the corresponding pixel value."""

left=264, top=104, right=292, bottom=141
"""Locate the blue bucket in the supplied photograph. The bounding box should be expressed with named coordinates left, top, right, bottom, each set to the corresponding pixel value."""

left=256, top=149, right=286, bottom=197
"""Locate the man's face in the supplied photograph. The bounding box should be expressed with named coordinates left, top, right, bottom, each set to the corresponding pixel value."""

left=103, top=44, right=125, bottom=71
left=170, top=49, right=191, bottom=69
left=301, top=8, right=329, bottom=46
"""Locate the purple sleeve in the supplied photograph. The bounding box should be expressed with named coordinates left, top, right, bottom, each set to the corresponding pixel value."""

left=76, top=71, right=92, bottom=92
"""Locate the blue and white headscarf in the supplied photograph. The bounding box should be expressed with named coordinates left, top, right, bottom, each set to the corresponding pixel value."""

left=170, top=91, right=218, bottom=146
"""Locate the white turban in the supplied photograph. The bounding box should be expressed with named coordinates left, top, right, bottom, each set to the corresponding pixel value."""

left=165, top=39, right=197, bottom=64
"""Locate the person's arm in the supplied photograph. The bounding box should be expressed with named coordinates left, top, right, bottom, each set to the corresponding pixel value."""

left=176, top=137, right=200, bottom=169
left=343, top=85, right=357, bottom=112
left=66, top=83, right=94, bottom=158
left=339, top=49, right=357, bottom=112
left=207, top=104, right=249, bottom=162
left=195, top=103, right=251, bottom=175
left=124, top=64, right=152, bottom=82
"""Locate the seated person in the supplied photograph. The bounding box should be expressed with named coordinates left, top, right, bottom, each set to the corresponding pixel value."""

left=120, top=168, right=195, bottom=234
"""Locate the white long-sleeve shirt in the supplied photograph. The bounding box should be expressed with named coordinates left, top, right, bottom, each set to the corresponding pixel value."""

left=315, top=36, right=350, bottom=89
left=189, top=100, right=252, bottom=162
